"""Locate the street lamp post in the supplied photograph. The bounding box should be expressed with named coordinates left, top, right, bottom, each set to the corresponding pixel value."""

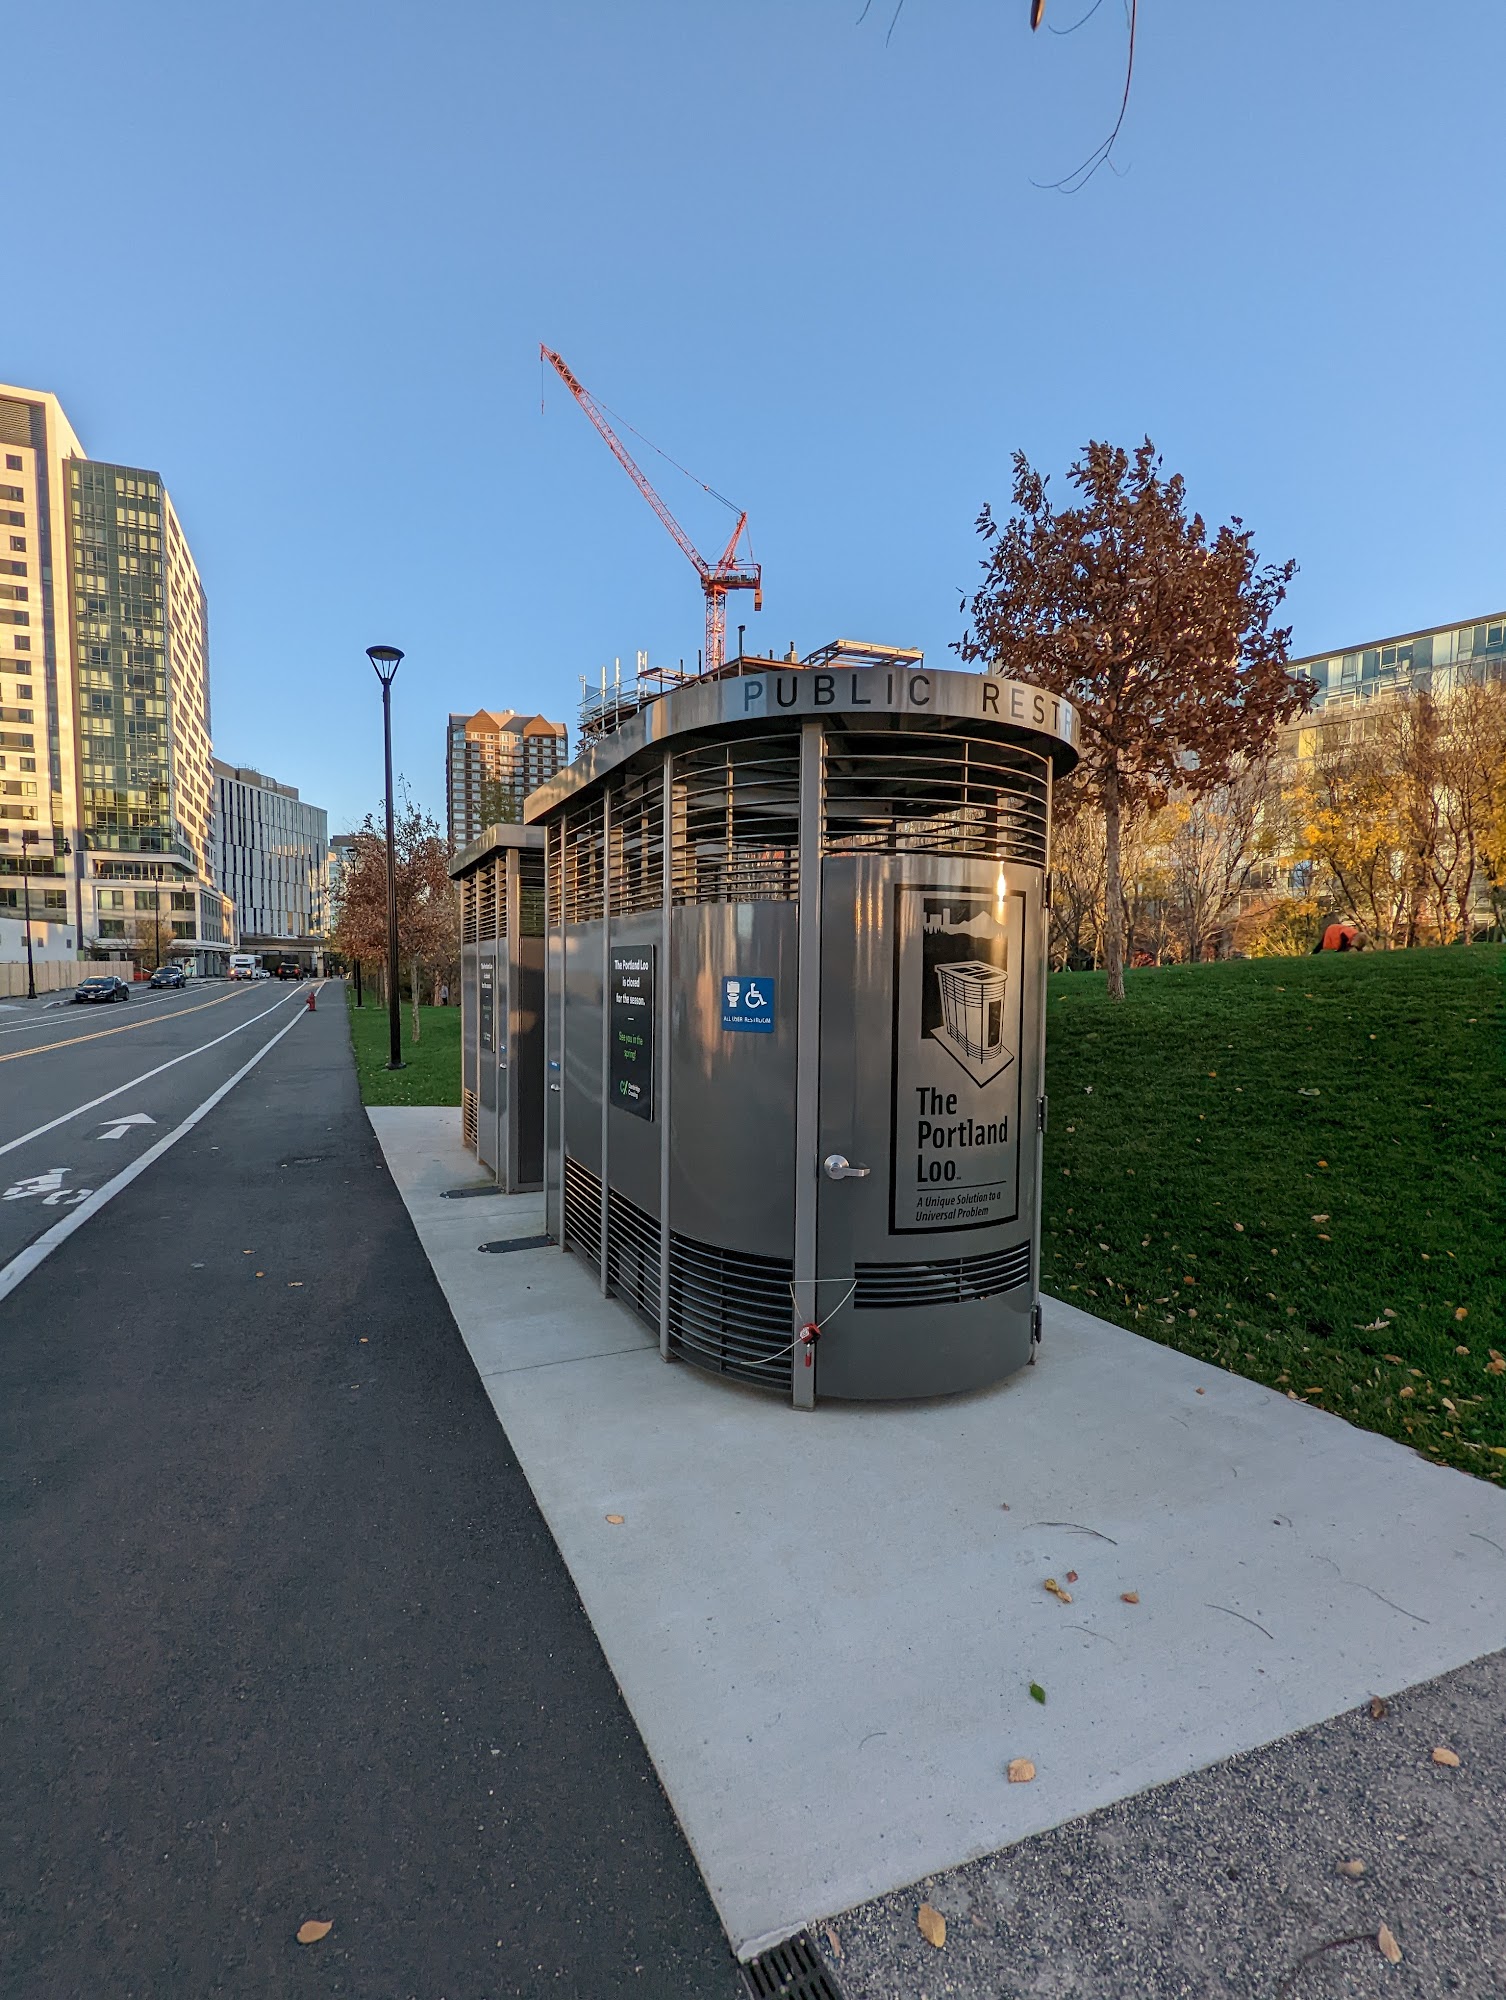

left=367, top=645, right=405, bottom=1071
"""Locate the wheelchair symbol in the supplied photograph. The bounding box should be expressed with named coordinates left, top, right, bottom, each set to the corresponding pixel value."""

left=742, top=981, right=768, bottom=1009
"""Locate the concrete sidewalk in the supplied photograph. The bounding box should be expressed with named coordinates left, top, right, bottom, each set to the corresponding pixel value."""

left=370, top=1107, right=1506, bottom=1969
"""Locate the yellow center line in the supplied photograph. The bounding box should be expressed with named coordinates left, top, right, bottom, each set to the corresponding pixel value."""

left=0, top=989, right=255, bottom=1064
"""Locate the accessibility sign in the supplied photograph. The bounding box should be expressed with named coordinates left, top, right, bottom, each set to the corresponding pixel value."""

left=722, top=975, right=775, bottom=1033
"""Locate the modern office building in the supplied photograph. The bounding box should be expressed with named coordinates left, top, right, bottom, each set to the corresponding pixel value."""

left=0, top=383, right=231, bottom=972
left=1291, top=611, right=1506, bottom=713
left=213, top=759, right=330, bottom=967
left=445, top=708, right=567, bottom=851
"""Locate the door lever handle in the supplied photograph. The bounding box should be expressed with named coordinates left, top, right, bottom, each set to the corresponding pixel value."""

left=823, top=1153, right=871, bottom=1181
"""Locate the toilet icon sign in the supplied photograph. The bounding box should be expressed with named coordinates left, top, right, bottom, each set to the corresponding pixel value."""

left=722, top=974, right=775, bottom=1033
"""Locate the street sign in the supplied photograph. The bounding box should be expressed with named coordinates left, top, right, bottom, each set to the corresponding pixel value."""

left=721, top=975, right=775, bottom=1033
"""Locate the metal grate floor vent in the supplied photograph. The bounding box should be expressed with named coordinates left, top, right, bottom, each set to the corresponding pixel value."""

left=740, top=1931, right=847, bottom=2000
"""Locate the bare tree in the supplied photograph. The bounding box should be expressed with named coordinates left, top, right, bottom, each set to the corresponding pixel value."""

left=1165, top=758, right=1274, bottom=962
left=958, top=438, right=1311, bottom=998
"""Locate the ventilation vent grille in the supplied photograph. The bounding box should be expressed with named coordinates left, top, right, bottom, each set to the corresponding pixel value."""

left=854, top=1239, right=1031, bottom=1309
left=671, top=735, right=800, bottom=906
left=561, top=800, right=605, bottom=924
left=460, top=875, right=478, bottom=944
left=607, top=1185, right=660, bottom=1323
left=822, top=723, right=1048, bottom=867
left=562, top=1155, right=602, bottom=1260
left=609, top=771, right=664, bottom=916
left=462, top=1088, right=477, bottom=1152
left=667, top=1230, right=794, bottom=1389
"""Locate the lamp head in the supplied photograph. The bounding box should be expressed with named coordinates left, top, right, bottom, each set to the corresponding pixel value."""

left=367, top=644, right=404, bottom=684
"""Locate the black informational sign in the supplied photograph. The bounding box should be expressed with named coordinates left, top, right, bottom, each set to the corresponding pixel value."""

left=479, top=957, right=495, bottom=1053
left=609, top=946, right=655, bottom=1120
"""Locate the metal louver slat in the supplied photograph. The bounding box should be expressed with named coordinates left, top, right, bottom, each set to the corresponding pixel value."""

left=666, top=1230, right=793, bottom=1389
left=854, top=1240, right=1031, bottom=1309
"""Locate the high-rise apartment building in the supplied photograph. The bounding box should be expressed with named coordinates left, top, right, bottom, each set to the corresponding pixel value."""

left=0, top=384, right=231, bottom=970
left=1289, top=611, right=1506, bottom=713
left=446, top=708, right=567, bottom=851
left=213, top=760, right=330, bottom=966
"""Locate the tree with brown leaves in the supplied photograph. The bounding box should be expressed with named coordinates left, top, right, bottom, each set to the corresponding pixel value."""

left=958, top=438, right=1313, bottom=998
left=331, top=792, right=456, bottom=1040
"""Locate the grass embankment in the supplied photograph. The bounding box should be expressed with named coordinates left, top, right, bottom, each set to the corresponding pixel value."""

left=347, top=993, right=462, bottom=1107
left=1041, top=946, right=1505, bottom=1483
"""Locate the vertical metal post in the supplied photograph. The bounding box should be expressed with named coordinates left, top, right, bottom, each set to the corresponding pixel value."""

left=599, top=787, right=612, bottom=1295
left=547, top=820, right=565, bottom=1251
left=791, top=718, right=823, bottom=1411
left=503, top=846, right=518, bottom=1185
left=382, top=677, right=403, bottom=1070
left=658, top=748, right=673, bottom=1359
left=1030, top=758, right=1052, bottom=1338
left=21, top=833, right=36, bottom=1001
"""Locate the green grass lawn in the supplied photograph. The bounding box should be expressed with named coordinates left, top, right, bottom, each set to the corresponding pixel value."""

left=1041, top=945, right=1505, bottom=1484
left=347, top=993, right=462, bottom=1107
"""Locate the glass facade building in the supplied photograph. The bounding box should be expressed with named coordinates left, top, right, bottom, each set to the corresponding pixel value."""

left=213, top=759, right=329, bottom=962
left=0, top=384, right=228, bottom=972
left=1292, top=613, right=1506, bottom=712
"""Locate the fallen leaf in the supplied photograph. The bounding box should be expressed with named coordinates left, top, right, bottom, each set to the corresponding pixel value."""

left=1383, top=1354, right=1405, bottom=1366
left=1454, top=1307, right=1468, bottom=1321
left=1006, top=1758, right=1036, bottom=1783
left=1399, top=1386, right=1414, bottom=1399
left=1064, top=1570, right=1078, bottom=1584
left=824, top=1924, right=843, bottom=1959
left=1455, top=1345, right=1469, bottom=1356
left=1196, top=1386, right=1206, bottom=1395
left=1043, top=1578, right=1072, bottom=1603
left=917, top=1903, right=946, bottom=1948
left=1233, top=1222, right=1244, bottom=1232
left=1431, top=1746, right=1460, bottom=1767
left=1317, top=1158, right=1328, bottom=1167
left=296, top=1920, right=332, bottom=1945
left=1029, top=1681, right=1046, bottom=1705
left=1000, top=1501, right=1010, bottom=1510
left=288, top=1281, right=303, bottom=1287
left=605, top=1514, right=624, bottom=1525
left=1336, top=1858, right=1365, bottom=1877
left=1369, top=1696, right=1388, bottom=1718
left=1377, top=1924, right=1402, bottom=1965
left=1121, top=1591, right=1139, bottom=1604
left=1486, top=1358, right=1505, bottom=1377
left=1311, top=1213, right=1330, bottom=1223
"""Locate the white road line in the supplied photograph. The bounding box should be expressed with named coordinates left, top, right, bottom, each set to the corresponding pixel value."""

left=0, top=986, right=309, bottom=1160
left=0, top=1003, right=310, bottom=1307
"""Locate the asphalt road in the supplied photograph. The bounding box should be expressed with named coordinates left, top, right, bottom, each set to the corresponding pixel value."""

left=0, top=985, right=740, bottom=1998
left=0, top=978, right=315, bottom=1281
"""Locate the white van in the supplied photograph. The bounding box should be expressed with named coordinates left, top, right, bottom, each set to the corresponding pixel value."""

left=228, top=954, right=258, bottom=981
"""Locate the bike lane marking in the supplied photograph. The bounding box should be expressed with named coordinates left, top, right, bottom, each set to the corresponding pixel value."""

left=0, top=987, right=307, bottom=1160
left=0, top=1000, right=312, bottom=1307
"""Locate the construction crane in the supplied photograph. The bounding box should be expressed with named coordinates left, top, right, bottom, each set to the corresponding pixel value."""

left=541, top=344, right=761, bottom=676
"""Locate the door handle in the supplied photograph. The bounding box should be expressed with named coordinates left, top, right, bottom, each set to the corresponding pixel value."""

left=823, top=1153, right=871, bottom=1181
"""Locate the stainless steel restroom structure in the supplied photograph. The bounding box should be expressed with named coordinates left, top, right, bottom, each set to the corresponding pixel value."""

left=525, top=651, right=1078, bottom=1406
left=452, top=823, right=547, bottom=1191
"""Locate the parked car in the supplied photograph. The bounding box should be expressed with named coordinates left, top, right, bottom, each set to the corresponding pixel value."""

left=74, top=975, right=130, bottom=1004
left=149, top=963, right=186, bottom=989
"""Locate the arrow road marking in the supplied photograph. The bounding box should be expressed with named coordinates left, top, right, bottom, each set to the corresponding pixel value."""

left=98, top=1113, right=157, bottom=1140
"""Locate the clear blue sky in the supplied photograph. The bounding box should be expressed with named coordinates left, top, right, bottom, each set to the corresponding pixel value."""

left=8, top=1, right=1504, bottom=834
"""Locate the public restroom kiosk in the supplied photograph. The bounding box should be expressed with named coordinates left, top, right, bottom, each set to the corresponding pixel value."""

left=525, top=656, right=1078, bottom=1407
left=452, top=822, right=547, bottom=1191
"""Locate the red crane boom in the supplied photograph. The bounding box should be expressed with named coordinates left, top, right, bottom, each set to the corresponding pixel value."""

left=541, top=345, right=762, bottom=675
